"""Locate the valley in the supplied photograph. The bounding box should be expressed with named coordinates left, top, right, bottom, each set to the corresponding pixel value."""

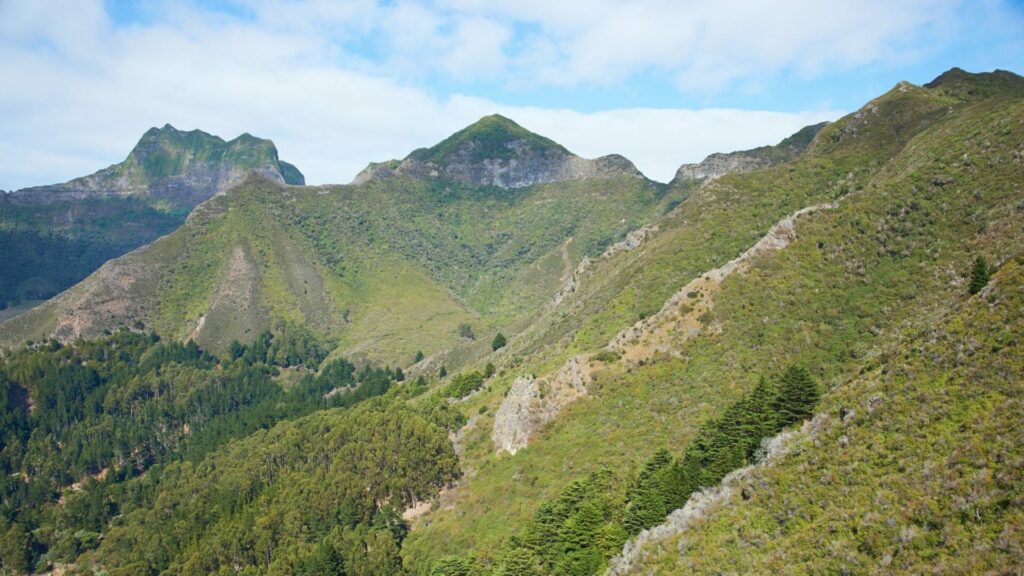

left=0, top=67, right=1022, bottom=575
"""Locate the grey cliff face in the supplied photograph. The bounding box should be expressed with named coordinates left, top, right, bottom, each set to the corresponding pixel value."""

left=6, top=125, right=304, bottom=209
left=672, top=121, right=829, bottom=183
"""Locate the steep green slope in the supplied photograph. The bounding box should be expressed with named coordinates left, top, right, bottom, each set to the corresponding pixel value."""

left=626, top=256, right=1024, bottom=575
left=399, top=70, right=1024, bottom=573
left=0, top=68, right=1020, bottom=576
left=82, top=398, right=459, bottom=576
left=1, top=118, right=684, bottom=366
left=0, top=327, right=416, bottom=574
left=0, top=125, right=304, bottom=309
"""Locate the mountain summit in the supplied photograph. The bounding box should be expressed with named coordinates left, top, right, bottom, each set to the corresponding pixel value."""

left=354, top=114, right=642, bottom=188
left=8, top=124, right=304, bottom=210
left=0, top=125, right=305, bottom=309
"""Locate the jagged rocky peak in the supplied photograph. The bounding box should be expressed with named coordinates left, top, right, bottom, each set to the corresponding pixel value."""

left=353, top=114, right=644, bottom=188
left=8, top=124, right=304, bottom=208
left=672, top=121, right=829, bottom=183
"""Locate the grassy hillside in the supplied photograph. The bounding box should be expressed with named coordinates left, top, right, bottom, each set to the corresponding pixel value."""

left=398, top=72, right=1024, bottom=573
left=0, top=69, right=1020, bottom=576
left=0, top=125, right=303, bottom=310
left=2, top=157, right=683, bottom=366
left=627, top=255, right=1024, bottom=575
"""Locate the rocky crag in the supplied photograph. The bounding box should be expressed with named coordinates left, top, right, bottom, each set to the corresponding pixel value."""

left=353, top=114, right=643, bottom=188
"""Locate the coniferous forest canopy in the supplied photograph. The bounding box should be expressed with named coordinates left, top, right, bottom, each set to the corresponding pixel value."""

left=0, top=62, right=1023, bottom=576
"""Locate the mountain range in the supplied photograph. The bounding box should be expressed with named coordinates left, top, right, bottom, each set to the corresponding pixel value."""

left=0, top=125, right=303, bottom=315
left=0, top=67, right=1021, bottom=576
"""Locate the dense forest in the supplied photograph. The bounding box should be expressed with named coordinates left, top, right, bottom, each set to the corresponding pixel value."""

left=0, top=327, right=460, bottom=574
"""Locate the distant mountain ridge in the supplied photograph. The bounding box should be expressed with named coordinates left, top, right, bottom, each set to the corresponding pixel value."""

left=7, top=124, right=303, bottom=208
left=353, top=114, right=643, bottom=188
left=671, top=121, right=829, bottom=182
left=0, top=126, right=303, bottom=310
left=0, top=67, right=1022, bottom=576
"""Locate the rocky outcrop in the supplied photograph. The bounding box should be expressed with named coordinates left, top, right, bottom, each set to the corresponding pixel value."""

left=672, top=122, right=828, bottom=183
left=604, top=428, right=804, bottom=575
left=552, top=225, right=659, bottom=307
left=354, top=115, right=644, bottom=189
left=7, top=125, right=304, bottom=209
left=673, top=152, right=774, bottom=181
left=495, top=201, right=835, bottom=453
left=492, top=355, right=593, bottom=454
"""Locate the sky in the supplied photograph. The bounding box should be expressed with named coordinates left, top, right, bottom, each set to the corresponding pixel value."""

left=1, top=0, right=1022, bottom=189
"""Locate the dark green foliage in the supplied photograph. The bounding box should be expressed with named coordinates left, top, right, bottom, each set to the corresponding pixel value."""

left=0, top=521, right=32, bottom=574
left=497, top=547, right=543, bottom=576
left=622, top=449, right=673, bottom=534
left=477, top=365, right=822, bottom=573
left=0, top=199, right=187, bottom=308
left=0, top=328, right=403, bottom=572
left=93, top=400, right=458, bottom=574
left=483, top=362, right=496, bottom=378
left=415, top=351, right=425, bottom=363
left=444, top=371, right=486, bottom=399
left=458, top=323, right=476, bottom=340
left=491, top=333, right=507, bottom=351
left=772, top=366, right=820, bottom=428
left=969, top=255, right=991, bottom=295
left=440, top=365, right=448, bottom=378
left=431, top=555, right=474, bottom=576
left=235, top=324, right=327, bottom=368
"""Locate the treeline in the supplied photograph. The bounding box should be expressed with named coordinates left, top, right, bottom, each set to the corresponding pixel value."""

left=432, top=366, right=821, bottom=575
left=86, top=400, right=460, bottom=575
left=0, top=327, right=420, bottom=574
left=441, top=364, right=492, bottom=400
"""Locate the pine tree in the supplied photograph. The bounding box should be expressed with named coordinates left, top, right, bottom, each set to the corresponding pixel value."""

left=415, top=350, right=425, bottom=363
left=0, top=523, right=31, bottom=574
left=439, top=365, right=448, bottom=378
left=491, top=333, right=507, bottom=351
left=484, top=362, right=496, bottom=378
left=498, top=547, right=542, bottom=576
left=430, top=555, right=472, bottom=576
left=623, top=483, right=666, bottom=534
left=772, top=366, right=820, bottom=427
left=968, top=255, right=991, bottom=295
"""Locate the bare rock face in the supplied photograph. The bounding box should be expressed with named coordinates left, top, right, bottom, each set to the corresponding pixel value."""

left=491, top=355, right=593, bottom=454
left=672, top=122, right=828, bottom=183
left=673, top=152, right=774, bottom=181
left=7, top=125, right=304, bottom=209
left=353, top=115, right=643, bottom=189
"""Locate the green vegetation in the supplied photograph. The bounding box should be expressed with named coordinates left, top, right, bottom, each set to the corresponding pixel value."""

left=2, top=152, right=683, bottom=368
left=407, top=114, right=567, bottom=165
left=0, top=125, right=302, bottom=310
left=402, top=69, right=1024, bottom=573
left=491, top=333, right=507, bottom=351
left=0, top=326, right=417, bottom=573
left=633, top=257, right=1024, bottom=574
left=0, top=68, right=1022, bottom=576
left=968, top=255, right=991, bottom=294
left=431, top=365, right=820, bottom=574
left=444, top=370, right=486, bottom=400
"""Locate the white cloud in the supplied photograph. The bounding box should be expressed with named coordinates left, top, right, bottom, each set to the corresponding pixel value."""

left=2, top=0, right=1016, bottom=188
